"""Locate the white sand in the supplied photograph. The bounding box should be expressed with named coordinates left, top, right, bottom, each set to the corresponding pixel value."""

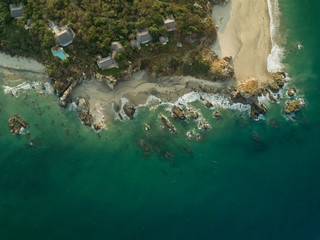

left=212, top=0, right=272, bottom=85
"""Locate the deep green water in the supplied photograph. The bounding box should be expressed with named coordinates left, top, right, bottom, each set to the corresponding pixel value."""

left=1, top=0, right=320, bottom=239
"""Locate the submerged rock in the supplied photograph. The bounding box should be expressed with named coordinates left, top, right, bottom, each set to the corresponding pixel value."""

left=284, top=100, right=302, bottom=114
left=172, top=106, right=186, bottom=120
left=123, top=102, right=136, bottom=120
left=160, top=115, right=176, bottom=132
left=8, top=115, right=28, bottom=135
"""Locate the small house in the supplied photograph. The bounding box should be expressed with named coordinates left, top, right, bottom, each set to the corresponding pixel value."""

left=130, top=39, right=141, bottom=49
left=97, top=56, right=118, bottom=70
left=55, top=28, right=75, bottom=47
left=9, top=3, right=24, bottom=19
left=111, top=41, right=124, bottom=53
left=136, top=30, right=152, bottom=44
left=163, top=15, right=176, bottom=32
left=159, top=36, right=169, bottom=45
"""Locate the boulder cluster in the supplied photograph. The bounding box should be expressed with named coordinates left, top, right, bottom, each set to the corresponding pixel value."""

left=8, top=115, right=28, bottom=135
left=233, top=72, right=287, bottom=119
left=75, top=97, right=92, bottom=126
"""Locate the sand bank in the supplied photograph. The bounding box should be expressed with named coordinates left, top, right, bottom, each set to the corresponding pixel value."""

left=0, top=53, right=48, bottom=82
left=212, top=0, right=272, bottom=85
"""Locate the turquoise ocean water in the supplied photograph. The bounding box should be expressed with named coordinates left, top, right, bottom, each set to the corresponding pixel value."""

left=1, top=0, right=320, bottom=239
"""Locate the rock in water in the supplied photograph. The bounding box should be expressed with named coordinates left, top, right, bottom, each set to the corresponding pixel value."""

left=205, top=100, right=213, bottom=108
left=213, top=111, right=222, bottom=118
left=8, top=115, right=28, bottom=135
left=123, top=102, right=136, bottom=120
left=76, top=97, right=92, bottom=126
left=268, top=72, right=286, bottom=93
left=250, top=102, right=268, bottom=119
left=188, top=109, right=199, bottom=119
left=160, top=115, right=176, bottom=132
left=284, top=100, right=302, bottom=114
left=172, top=106, right=186, bottom=120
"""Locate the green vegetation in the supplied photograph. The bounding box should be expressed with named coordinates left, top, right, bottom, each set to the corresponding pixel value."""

left=0, top=0, right=218, bottom=92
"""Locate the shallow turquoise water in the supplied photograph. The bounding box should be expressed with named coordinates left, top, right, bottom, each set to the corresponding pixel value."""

left=1, top=0, right=320, bottom=239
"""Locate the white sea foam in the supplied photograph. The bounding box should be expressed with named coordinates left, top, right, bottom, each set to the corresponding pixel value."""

left=92, top=106, right=107, bottom=130
left=267, top=0, right=283, bottom=73
left=43, top=82, right=54, bottom=94
left=3, top=81, right=41, bottom=97
left=3, top=81, right=54, bottom=97
left=67, top=102, right=78, bottom=111
left=267, top=44, right=284, bottom=73
left=117, top=97, right=130, bottom=121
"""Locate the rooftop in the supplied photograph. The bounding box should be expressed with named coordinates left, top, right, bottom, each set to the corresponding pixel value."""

left=111, top=41, right=124, bottom=53
left=163, top=15, right=176, bottom=31
left=55, top=28, right=74, bottom=47
left=9, top=2, right=24, bottom=19
left=136, top=30, right=152, bottom=44
left=97, top=56, right=118, bottom=69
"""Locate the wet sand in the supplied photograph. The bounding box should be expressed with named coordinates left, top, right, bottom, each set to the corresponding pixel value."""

left=212, top=0, right=272, bottom=85
left=71, top=71, right=233, bottom=124
left=0, top=53, right=48, bottom=82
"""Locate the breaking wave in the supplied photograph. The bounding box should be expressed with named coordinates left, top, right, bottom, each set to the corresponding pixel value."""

left=267, top=0, right=284, bottom=73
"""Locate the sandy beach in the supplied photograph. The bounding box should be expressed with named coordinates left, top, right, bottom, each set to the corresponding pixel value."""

left=212, top=0, right=272, bottom=85
left=0, top=53, right=48, bottom=82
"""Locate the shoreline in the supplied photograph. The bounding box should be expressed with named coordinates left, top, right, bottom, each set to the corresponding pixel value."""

left=212, top=0, right=272, bottom=85
left=1, top=0, right=287, bottom=129
left=0, top=52, right=48, bottom=83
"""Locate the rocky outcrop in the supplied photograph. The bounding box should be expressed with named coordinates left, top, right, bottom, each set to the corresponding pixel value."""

left=287, top=88, right=296, bottom=97
left=268, top=72, right=286, bottom=93
left=202, top=49, right=234, bottom=81
left=233, top=91, right=258, bottom=105
left=284, top=100, right=302, bottom=114
left=123, top=102, right=136, bottom=120
left=160, top=115, right=176, bottom=132
left=8, top=115, right=28, bottom=135
left=172, top=106, right=186, bottom=120
left=205, top=100, right=213, bottom=108
left=213, top=111, right=222, bottom=118
left=96, top=73, right=117, bottom=90
left=59, top=81, right=77, bottom=108
left=199, top=121, right=211, bottom=130
left=75, top=97, right=92, bottom=126
left=188, top=109, right=199, bottom=119
left=250, top=102, right=268, bottom=119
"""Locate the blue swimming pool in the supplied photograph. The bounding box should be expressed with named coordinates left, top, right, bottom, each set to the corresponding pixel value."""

left=53, top=51, right=67, bottom=60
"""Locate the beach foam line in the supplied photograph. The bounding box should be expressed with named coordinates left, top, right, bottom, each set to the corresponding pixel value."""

left=134, top=91, right=251, bottom=115
left=3, top=81, right=41, bottom=97
left=267, top=0, right=284, bottom=73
